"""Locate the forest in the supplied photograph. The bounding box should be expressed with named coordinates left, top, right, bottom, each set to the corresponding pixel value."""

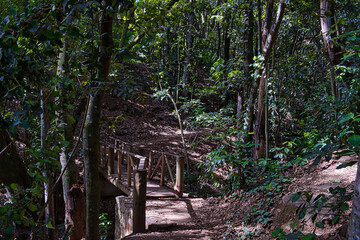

left=0, top=0, right=359, bottom=239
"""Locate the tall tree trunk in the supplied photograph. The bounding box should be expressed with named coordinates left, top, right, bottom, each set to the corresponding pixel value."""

left=348, top=158, right=360, bottom=239
left=320, top=0, right=342, bottom=100
left=236, top=0, right=254, bottom=188
left=83, top=1, right=116, bottom=239
left=241, top=0, right=254, bottom=143
left=41, top=89, right=56, bottom=240
left=57, top=37, right=84, bottom=238
left=182, top=0, right=195, bottom=96
left=244, top=0, right=286, bottom=153
left=257, top=0, right=262, bottom=54
left=223, top=17, right=231, bottom=62
left=217, top=22, right=221, bottom=58
left=254, top=0, right=274, bottom=160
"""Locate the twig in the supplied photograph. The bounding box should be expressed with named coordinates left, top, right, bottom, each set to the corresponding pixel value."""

left=0, top=140, right=14, bottom=157
left=167, top=93, right=190, bottom=174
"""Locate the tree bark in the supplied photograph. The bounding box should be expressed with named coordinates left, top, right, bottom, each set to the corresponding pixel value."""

left=320, top=0, right=342, bottom=100
left=83, top=1, right=116, bottom=239
left=244, top=0, right=286, bottom=151
left=348, top=158, right=360, bottom=239
left=57, top=36, right=84, bottom=238
left=254, top=0, right=274, bottom=160
left=239, top=0, right=254, bottom=132
left=182, top=0, right=195, bottom=96
left=41, top=89, right=56, bottom=240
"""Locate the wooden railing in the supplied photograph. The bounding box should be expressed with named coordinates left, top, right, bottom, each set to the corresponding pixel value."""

left=99, top=140, right=184, bottom=197
left=99, top=139, right=185, bottom=234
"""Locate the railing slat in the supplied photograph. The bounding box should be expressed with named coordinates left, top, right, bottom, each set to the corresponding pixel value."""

left=108, top=147, right=114, bottom=175
left=150, top=154, right=163, bottom=179
left=147, top=151, right=153, bottom=179
left=160, top=154, right=166, bottom=187
left=174, top=156, right=184, bottom=197
left=164, top=155, right=174, bottom=183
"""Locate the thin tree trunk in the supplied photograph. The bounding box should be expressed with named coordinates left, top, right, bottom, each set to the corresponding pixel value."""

left=257, top=0, right=262, bottom=54
left=182, top=0, right=195, bottom=96
left=244, top=0, right=286, bottom=150
left=241, top=0, right=254, bottom=143
left=223, top=18, right=231, bottom=61
left=57, top=36, right=84, bottom=238
left=320, top=0, right=342, bottom=100
left=83, top=1, right=116, bottom=239
left=41, top=88, right=56, bottom=240
left=254, top=0, right=274, bottom=160
left=167, top=93, right=190, bottom=174
left=348, top=158, right=360, bottom=239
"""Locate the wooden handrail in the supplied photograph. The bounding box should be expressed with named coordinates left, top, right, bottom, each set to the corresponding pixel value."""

left=100, top=139, right=184, bottom=197
left=106, top=138, right=182, bottom=158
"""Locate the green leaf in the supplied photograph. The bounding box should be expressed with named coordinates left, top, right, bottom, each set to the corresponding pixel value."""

left=334, top=150, right=356, bottom=156
left=20, top=118, right=30, bottom=129
left=301, top=234, right=317, bottom=240
left=310, top=156, right=321, bottom=167
left=339, top=113, right=354, bottom=124
left=315, top=221, right=324, bottom=228
left=290, top=222, right=296, bottom=230
left=67, top=114, right=76, bottom=125
left=66, top=104, right=75, bottom=110
left=284, top=232, right=301, bottom=239
left=291, top=193, right=301, bottom=202
left=332, top=215, right=340, bottom=224
left=298, top=206, right=307, bottom=219
left=10, top=183, right=18, bottom=191
left=46, top=221, right=54, bottom=229
left=349, top=135, right=360, bottom=147
left=27, top=203, right=38, bottom=212
left=29, top=24, right=39, bottom=33
left=340, top=203, right=349, bottom=211
left=336, top=161, right=358, bottom=169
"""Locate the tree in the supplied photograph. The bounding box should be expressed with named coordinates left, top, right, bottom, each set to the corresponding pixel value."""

left=320, top=0, right=342, bottom=100
left=244, top=0, right=286, bottom=159
left=254, top=0, right=274, bottom=160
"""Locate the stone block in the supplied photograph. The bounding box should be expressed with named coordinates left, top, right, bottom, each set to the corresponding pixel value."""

left=115, top=196, right=133, bottom=239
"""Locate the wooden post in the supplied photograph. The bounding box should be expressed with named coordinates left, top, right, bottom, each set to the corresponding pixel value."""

left=160, top=154, right=165, bottom=187
left=105, top=146, right=109, bottom=168
left=147, top=151, right=153, bottom=179
left=108, top=147, right=114, bottom=175
left=116, top=140, right=121, bottom=164
left=174, top=156, right=184, bottom=197
left=100, top=146, right=105, bottom=167
left=118, top=152, right=123, bottom=180
left=127, top=154, right=131, bottom=187
left=127, top=146, right=133, bottom=187
left=133, top=169, right=147, bottom=234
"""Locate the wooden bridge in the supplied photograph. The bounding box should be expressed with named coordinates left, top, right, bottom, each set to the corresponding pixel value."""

left=98, top=140, right=186, bottom=239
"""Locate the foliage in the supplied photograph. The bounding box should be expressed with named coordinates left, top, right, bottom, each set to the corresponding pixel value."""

left=0, top=183, right=44, bottom=239
left=272, top=186, right=352, bottom=239
left=99, top=213, right=112, bottom=240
